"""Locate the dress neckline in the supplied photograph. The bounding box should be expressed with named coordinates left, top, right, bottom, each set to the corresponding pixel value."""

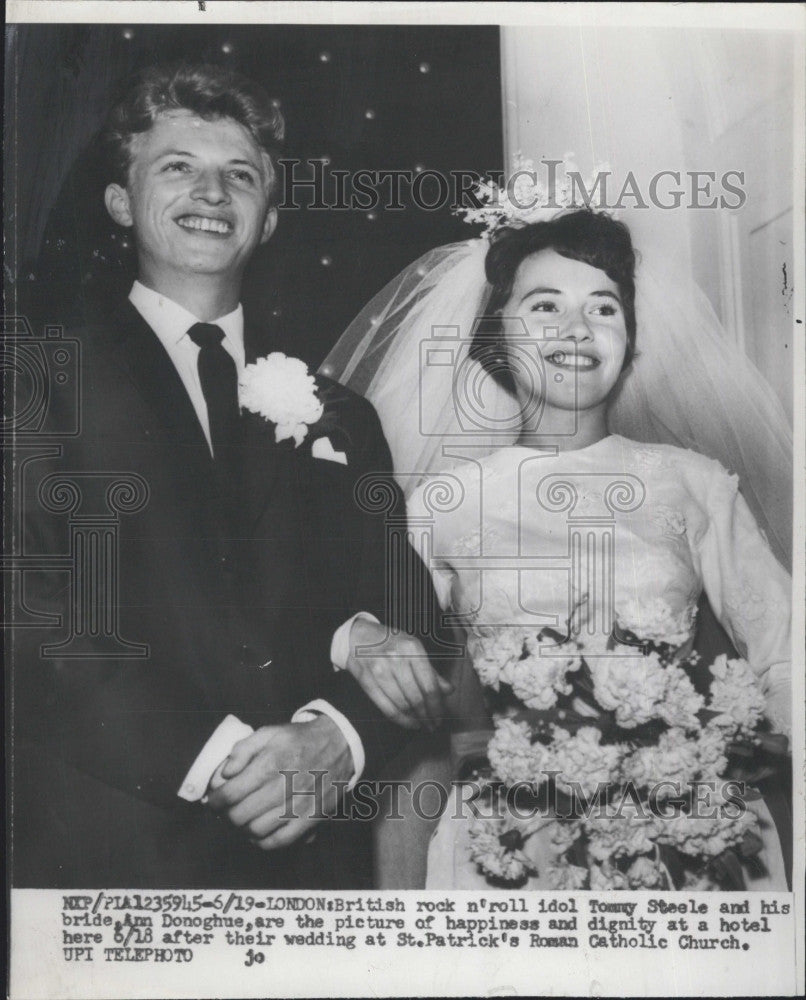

left=507, top=433, right=623, bottom=457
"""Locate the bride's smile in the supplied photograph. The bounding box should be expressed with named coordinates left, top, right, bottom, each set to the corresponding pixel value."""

left=543, top=348, right=601, bottom=371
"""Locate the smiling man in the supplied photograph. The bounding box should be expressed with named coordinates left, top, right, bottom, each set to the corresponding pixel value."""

left=104, top=107, right=277, bottom=319
left=13, top=63, right=448, bottom=889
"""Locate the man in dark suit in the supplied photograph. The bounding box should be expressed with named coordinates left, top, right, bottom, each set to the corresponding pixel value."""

left=12, top=63, right=450, bottom=888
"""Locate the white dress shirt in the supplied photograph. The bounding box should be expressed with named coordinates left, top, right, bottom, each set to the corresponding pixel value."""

left=129, top=281, right=244, bottom=455
left=128, top=282, right=366, bottom=796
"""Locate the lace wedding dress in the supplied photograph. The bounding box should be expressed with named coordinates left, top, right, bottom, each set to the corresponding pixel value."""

left=409, top=436, right=791, bottom=890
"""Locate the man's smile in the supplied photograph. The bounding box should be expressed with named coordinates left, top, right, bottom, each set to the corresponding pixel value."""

left=175, top=214, right=234, bottom=235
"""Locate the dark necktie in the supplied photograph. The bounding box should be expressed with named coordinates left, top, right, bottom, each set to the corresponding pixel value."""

left=187, top=322, right=240, bottom=461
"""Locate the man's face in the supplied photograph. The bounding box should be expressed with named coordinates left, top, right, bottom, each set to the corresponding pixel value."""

left=106, top=110, right=276, bottom=286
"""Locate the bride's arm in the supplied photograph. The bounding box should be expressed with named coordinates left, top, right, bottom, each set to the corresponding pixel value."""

left=694, top=466, right=792, bottom=740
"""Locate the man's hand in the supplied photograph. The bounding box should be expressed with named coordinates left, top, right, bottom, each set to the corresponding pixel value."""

left=206, top=715, right=353, bottom=851
left=344, top=618, right=453, bottom=731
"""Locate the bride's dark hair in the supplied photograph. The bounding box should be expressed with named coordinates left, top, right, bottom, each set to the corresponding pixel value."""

left=470, top=210, right=637, bottom=394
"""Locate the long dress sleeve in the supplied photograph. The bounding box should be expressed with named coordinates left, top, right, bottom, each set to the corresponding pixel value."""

left=693, top=464, right=792, bottom=740
left=406, top=481, right=461, bottom=611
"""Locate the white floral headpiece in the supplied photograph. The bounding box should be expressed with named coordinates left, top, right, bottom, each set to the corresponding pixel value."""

left=455, top=153, right=613, bottom=236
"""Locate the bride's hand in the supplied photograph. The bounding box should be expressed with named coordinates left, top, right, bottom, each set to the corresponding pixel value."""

left=344, top=618, right=453, bottom=730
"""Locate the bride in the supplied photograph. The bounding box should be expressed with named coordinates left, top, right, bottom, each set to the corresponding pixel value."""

left=323, top=201, right=792, bottom=891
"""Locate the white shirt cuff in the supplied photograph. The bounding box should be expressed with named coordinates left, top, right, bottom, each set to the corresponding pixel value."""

left=331, top=612, right=380, bottom=670
left=177, top=714, right=254, bottom=802
left=292, top=699, right=365, bottom=791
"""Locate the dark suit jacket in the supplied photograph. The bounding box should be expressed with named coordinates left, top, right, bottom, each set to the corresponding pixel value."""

left=11, top=298, right=437, bottom=887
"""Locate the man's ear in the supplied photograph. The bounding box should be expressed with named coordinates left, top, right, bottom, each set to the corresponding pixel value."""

left=260, top=206, right=278, bottom=245
left=104, top=184, right=134, bottom=227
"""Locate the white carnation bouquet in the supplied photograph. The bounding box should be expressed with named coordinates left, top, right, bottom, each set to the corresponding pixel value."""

left=465, top=608, right=788, bottom=890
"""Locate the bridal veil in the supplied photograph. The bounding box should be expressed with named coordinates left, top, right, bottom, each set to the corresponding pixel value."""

left=322, top=229, right=793, bottom=568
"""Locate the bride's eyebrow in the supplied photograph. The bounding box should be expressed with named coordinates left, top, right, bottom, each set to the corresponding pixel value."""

left=519, top=288, right=622, bottom=305
left=520, top=286, right=562, bottom=304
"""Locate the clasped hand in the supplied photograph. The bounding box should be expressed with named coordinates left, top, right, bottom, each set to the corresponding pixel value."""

left=344, top=618, right=453, bottom=730
left=207, top=715, right=352, bottom=851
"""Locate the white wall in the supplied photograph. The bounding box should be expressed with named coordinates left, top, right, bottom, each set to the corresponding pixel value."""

left=501, top=25, right=796, bottom=417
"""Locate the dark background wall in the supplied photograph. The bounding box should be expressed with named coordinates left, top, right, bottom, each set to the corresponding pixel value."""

left=4, top=23, right=502, bottom=364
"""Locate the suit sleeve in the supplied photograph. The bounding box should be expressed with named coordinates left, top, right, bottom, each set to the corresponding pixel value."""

left=319, top=391, right=459, bottom=774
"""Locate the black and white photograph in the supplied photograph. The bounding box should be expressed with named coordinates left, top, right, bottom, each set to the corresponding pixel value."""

left=4, top=2, right=804, bottom=997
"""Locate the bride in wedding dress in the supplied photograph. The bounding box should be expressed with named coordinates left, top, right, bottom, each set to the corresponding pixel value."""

left=323, top=204, right=792, bottom=891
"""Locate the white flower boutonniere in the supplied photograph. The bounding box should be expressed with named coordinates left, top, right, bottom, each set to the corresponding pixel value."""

left=239, top=353, right=324, bottom=446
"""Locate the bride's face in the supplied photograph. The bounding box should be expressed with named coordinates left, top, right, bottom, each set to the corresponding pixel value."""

left=501, top=249, right=628, bottom=414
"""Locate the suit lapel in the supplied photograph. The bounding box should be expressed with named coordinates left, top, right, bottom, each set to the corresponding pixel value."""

left=227, top=312, right=347, bottom=529
left=104, top=302, right=287, bottom=528
left=108, top=301, right=213, bottom=469
left=239, top=312, right=294, bottom=526
left=243, top=313, right=271, bottom=366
